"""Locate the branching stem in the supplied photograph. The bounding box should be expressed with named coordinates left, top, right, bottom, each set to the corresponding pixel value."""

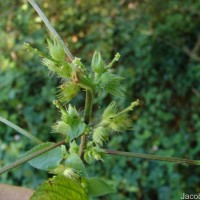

left=79, top=89, right=94, bottom=159
left=104, top=149, right=200, bottom=166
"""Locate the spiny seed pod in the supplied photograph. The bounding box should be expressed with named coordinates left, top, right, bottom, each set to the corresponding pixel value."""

left=63, top=168, right=80, bottom=180
left=93, top=126, right=109, bottom=146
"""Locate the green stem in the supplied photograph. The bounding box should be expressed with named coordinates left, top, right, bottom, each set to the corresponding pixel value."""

left=79, top=89, right=94, bottom=159
left=104, top=149, right=200, bottom=166
left=0, top=140, right=65, bottom=175
left=0, top=116, right=42, bottom=144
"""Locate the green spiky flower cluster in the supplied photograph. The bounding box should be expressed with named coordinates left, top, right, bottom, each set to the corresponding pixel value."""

left=25, top=38, right=139, bottom=199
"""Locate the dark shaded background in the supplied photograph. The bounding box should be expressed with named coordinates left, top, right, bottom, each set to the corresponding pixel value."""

left=0, top=0, right=200, bottom=199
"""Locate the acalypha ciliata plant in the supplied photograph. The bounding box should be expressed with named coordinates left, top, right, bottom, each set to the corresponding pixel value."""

left=0, top=1, right=200, bottom=200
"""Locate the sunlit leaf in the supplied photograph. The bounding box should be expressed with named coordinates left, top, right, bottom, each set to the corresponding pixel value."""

left=53, top=105, right=86, bottom=141
left=47, top=38, right=65, bottom=61
left=30, top=175, right=88, bottom=200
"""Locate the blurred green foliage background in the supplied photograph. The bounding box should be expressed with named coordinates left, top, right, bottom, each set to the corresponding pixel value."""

left=0, top=0, right=200, bottom=199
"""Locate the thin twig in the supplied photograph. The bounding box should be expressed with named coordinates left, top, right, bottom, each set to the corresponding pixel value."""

left=0, top=116, right=42, bottom=144
left=0, top=140, right=65, bottom=175
left=28, top=0, right=74, bottom=62
left=104, top=149, right=200, bottom=166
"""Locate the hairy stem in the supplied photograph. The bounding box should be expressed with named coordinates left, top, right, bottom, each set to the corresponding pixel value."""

left=79, top=89, right=94, bottom=159
left=104, top=149, right=200, bottom=165
left=28, top=0, right=74, bottom=62
left=0, top=116, right=42, bottom=144
left=0, top=140, right=65, bottom=175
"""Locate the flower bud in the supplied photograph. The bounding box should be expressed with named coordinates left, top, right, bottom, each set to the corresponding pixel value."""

left=91, top=51, right=105, bottom=73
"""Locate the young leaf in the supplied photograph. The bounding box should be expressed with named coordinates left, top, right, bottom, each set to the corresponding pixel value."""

left=87, top=177, right=116, bottom=197
left=51, top=121, right=70, bottom=136
left=65, top=153, right=88, bottom=177
left=23, top=142, right=63, bottom=171
left=30, top=175, right=88, bottom=200
left=68, top=122, right=85, bottom=141
left=59, top=105, right=86, bottom=141
left=47, top=38, right=65, bottom=61
left=42, top=58, right=72, bottom=78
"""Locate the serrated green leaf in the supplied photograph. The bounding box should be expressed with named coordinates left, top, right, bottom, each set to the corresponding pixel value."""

left=47, top=38, right=65, bottom=61
left=87, top=177, right=116, bottom=197
left=67, top=104, right=79, bottom=117
left=52, top=121, right=70, bottom=136
left=61, top=105, right=86, bottom=141
left=42, top=58, right=72, bottom=78
left=42, top=58, right=58, bottom=73
left=65, top=153, right=88, bottom=177
left=52, top=105, right=85, bottom=141
left=30, top=175, right=88, bottom=200
left=68, top=121, right=86, bottom=141
left=24, top=142, right=63, bottom=171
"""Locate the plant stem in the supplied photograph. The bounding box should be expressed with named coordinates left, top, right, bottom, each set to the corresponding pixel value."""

left=0, top=116, right=42, bottom=144
left=104, top=149, right=200, bottom=166
left=28, top=0, right=74, bottom=62
left=0, top=140, right=65, bottom=175
left=79, top=89, right=94, bottom=159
